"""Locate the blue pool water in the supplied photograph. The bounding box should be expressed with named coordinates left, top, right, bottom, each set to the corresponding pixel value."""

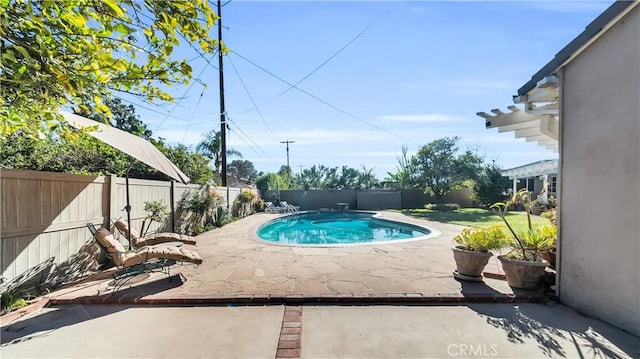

left=257, top=211, right=431, bottom=246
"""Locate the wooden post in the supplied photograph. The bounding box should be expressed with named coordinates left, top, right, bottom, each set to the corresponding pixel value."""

left=170, top=180, right=176, bottom=233
left=108, top=175, right=118, bottom=227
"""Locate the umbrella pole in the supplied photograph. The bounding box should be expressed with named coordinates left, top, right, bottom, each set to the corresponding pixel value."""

left=125, top=161, right=135, bottom=250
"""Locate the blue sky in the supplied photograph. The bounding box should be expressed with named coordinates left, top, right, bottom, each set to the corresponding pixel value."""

left=130, top=1, right=613, bottom=178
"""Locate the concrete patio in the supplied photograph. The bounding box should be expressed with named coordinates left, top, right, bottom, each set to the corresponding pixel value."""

left=2, top=304, right=638, bottom=358
left=44, top=211, right=533, bottom=304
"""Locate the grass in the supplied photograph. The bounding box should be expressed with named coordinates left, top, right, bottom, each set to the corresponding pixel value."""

left=402, top=208, right=551, bottom=234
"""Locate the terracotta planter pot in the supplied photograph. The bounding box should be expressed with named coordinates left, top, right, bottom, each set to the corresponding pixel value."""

left=498, top=255, right=548, bottom=289
left=452, top=246, right=492, bottom=281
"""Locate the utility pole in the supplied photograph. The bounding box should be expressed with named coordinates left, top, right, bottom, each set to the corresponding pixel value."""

left=217, top=0, right=227, bottom=186
left=280, top=140, right=295, bottom=171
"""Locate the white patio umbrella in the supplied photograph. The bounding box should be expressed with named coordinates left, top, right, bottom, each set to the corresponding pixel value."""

left=61, top=111, right=190, bottom=248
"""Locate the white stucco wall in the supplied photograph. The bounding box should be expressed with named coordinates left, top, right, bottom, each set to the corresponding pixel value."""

left=559, top=5, right=640, bottom=336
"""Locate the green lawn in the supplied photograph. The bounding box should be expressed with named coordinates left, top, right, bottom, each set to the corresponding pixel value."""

left=402, top=208, right=550, bottom=234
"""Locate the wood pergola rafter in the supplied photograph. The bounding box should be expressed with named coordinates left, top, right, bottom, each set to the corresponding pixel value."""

left=477, top=106, right=559, bottom=152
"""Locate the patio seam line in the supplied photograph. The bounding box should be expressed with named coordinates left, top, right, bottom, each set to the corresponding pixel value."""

left=46, top=292, right=547, bottom=306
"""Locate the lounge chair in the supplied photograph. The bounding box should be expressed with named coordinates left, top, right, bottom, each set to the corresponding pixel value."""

left=280, top=201, right=300, bottom=212
left=89, top=224, right=202, bottom=292
left=264, top=202, right=284, bottom=213
left=113, top=220, right=196, bottom=248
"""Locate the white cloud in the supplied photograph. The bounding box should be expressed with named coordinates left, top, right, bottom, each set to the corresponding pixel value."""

left=378, top=114, right=466, bottom=123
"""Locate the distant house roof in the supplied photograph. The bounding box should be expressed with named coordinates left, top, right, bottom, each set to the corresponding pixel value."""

left=477, top=1, right=638, bottom=153
left=502, top=159, right=558, bottom=179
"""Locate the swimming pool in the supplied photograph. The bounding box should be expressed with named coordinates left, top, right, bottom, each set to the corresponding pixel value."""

left=256, top=211, right=435, bottom=247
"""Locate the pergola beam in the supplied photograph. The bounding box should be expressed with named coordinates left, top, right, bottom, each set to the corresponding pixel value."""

left=477, top=105, right=559, bottom=152
left=478, top=110, right=545, bottom=128
left=497, top=120, right=540, bottom=133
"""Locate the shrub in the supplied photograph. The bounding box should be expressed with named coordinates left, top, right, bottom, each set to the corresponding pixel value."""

left=541, top=207, right=557, bottom=225
left=254, top=198, right=265, bottom=212
left=473, top=161, right=511, bottom=207
left=424, top=203, right=460, bottom=211
left=237, top=190, right=255, bottom=203
left=178, top=187, right=226, bottom=235
left=454, top=226, right=508, bottom=253
left=232, top=190, right=259, bottom=218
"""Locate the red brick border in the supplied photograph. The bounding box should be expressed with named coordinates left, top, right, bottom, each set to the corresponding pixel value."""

left=48, top=292, right=546, bottom=306
left=276, top=306, right=302, bottom=359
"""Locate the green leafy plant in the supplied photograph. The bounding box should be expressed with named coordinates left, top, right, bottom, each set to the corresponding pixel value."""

left=519, top=224, right=557, bottom=251
left=3, top=0, right=221, bottom=137
left=213, top=206, right=228, bottom=228
left=237, top=190, right=256, bottom=203
left=541, top=207, right=558, bottom=226
left=490, top=188, right=550, bottom=261
left=473, top=160, right=511, bottom=207
left=254, top=198, right=265, bottom=213
left=0, top=277, right=30, bottom=315
left=454, top=226, right=508, bottom=253
left=232, top=190, right=258, bottom=218
left=140, top=200, right=169, bottom=236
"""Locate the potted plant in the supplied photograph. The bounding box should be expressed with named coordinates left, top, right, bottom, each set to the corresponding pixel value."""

left=452, top=226, right=508, bottom=281
left=490, top=189, right=550, bottom=289
left=529, top=223, right=557, bottom=269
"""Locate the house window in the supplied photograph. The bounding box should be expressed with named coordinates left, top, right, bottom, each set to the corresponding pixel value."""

left=527, top=178, right=535, bottom=191
left=517, top=179, right=527, bottom=190
left=549, top=176, right=557, bottom=194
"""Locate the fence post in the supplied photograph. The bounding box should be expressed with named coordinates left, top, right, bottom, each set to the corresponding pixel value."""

left=108, top=175, right=117, bottom=226
left=170, top=180, right=176, bottom=232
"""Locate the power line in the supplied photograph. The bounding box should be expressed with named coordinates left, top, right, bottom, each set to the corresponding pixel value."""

left=153, top=50, right=218, bottom=133
left=227, top=55, right=277, bottom=140
left=236, top=10, right=388, bottom=114
left=226, top=115, right=270, bottom=158
left=230, top=50, right=418, bottom=145
left=114, top=96, right=187, bottom=122
left=226, top=116, right=279, bottom=166
left=181, top=89, right=207, bottom=143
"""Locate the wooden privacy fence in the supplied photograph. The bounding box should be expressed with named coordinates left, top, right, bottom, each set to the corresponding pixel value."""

left=0, top=169, right=242, bottom=283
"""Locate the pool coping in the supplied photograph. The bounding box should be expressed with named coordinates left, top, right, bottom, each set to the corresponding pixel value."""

left=248, top=210, right=442, bottom=248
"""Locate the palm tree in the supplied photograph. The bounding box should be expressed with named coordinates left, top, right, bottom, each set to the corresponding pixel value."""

left=196, top=130, right=242, bottom=179
left=357, top=166, right=379, bottom=189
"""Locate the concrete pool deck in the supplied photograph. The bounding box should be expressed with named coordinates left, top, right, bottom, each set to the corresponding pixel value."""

left=43, top=211, right=538, bottom=305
